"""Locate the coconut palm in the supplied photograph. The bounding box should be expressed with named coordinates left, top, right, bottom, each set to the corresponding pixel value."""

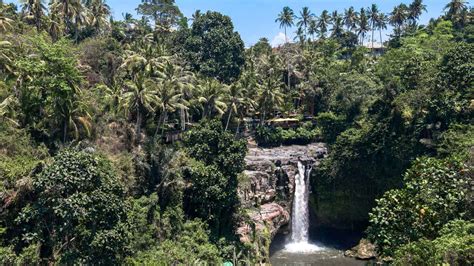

left=344, top=7, right=358, bottom=32
left=445, top=0, right=469, bottom=19
left=0, top=40, right=12, bottom=76
left=157, top=60, right=194, bottom=131
left=297, top=7, right=313, bottom=42
left=368, top=4, right=380, bottom=49
left=197, top=78, right=228, bottom=119
left=308, top=18, right=318, bottom=41
left=331, top=11, right=344, bottom=38
left=85, top=0, right=111, bottom=34
left=317, top=10, right=331, bottom=38
left=294, top=26, right=305, bottom=45
left=224, top=83, right=246, bottom=131
left=390, top=4, right=409, bottom=38
left=256, top=54, right=284, bottom=124
left=276, top=6, right=295, bottom=44
left=20, top=0, right=46, bottom=31
left=357, top=8, right=370, bottom=45
left=408, top=0, right=427, bottom=27
left=0, top=14, right=13, bottom=32
left=376, top=13, right=388, bottom=46
left=119, top=53, right=161, bottom=139
left=50, top=0, right=88, bottom=40
left=153, top=78, right=183, bottom=137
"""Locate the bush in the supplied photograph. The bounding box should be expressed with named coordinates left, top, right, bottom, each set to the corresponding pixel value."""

left=255, top=125, right=319, bottom=147
left=394, top=220, right=474, bottom=265
left=367, top=156, right=471, bottom=256
left=17, top=148, right=128, bottom=264
left=315, top=112, right=346, bottom=143
left=255, top=126, right=283, bottom=147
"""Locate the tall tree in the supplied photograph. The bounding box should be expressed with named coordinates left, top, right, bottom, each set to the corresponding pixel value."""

left=183, top=11, right=245, bottom=84
left=357, top=8, right=370, bottom=45
left=390, top=4, right=409, bottom=38
left=297, top=7, right=313, bottom=43
left=376, top=13, right=388, bottom=46
left=317, top=10, right=331, bottom=38
left=85, top=0, right=111, bottom=35
left=20, top=0, right=46, bottom=31
left=275, top=6, right=295, bottom=44
left=368, top=4, right=380, bottom=49
left=344, top=7, right=358, bottom=32
left=408, top=0, right=427, bottom=27
left=444, top=0, right=469, bottom=28
left=197, top=78, right=227, bottom=119
left=308, top=18, right=318, bottom=41
left=119, top=54, right=160, bottom=140
left=136, top=0, right=183, bottom=32
left=331, top=10, right=344, bottom=38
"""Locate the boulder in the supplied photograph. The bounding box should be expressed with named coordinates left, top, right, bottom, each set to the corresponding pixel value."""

left=344, top=239, right=377, bottom=260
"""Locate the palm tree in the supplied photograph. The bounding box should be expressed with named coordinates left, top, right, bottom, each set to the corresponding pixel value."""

left=119, top=53, right=161, bottom=140
left=344, top=7, right=358, bottom=32
left=157, top=60, right=194, bottom=131
left=445, top=0, right=469, bottom=20
left=390, top=4, right=409, bottom=38
left=294, top=27, right=305, bottom=45
left=376, top=13, right=388, bottom=47
left=275, top=6, right=295, bottom=44
left=224, top=83, right=246, bottom=131
left=20, top=0, right=46, bottom=31
left=357, top=8, right=370, bottom=45
left=317, top=10, right=330, bottom=38
left=153, top=78, right=182, bottom=137
left=0, top=14, right=13, bottom=32
left=85, top=0, right=111, bottom=35
left=50, top=0, right=87, bottom=41
left=256, top=54, right=284, bottom=124
left=368, top=4, right=380, bottom=50
left=297, top=7, right=313, bottom=42
left=308, top=18, right=318, bottom=42
left=408, top=0, right=427, bottom=27
left=0, top=40, right=13, bottom=77
left=197, top=78, right=227, bottom=119
left=331, top=10, right=344, bottom=38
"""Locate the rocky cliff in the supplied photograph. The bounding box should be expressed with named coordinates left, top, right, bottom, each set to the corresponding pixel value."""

left=236, top=143, right=327, bottom=260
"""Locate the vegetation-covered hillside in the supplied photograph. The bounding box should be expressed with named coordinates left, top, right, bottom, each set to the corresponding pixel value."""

left=0, top=0, right=472, bottom=264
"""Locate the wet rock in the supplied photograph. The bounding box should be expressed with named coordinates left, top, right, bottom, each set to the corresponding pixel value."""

left=238, top=143, right=327, bottom=245
left=344, top=239, right=377, bottom=260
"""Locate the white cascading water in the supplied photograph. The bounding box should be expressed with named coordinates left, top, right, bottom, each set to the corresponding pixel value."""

left=285, top=161, right=324, bottom=253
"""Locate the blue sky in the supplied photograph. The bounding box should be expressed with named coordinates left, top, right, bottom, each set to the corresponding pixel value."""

left=6, top=0, right=448, bottom=46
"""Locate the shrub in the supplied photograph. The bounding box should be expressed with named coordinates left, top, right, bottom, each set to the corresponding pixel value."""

left=315, top=112, right=346, bottom=143
left=367, top=156, right=471, bottom=256
left=394, top=220, right=474, bottom=265
left=17, top=148, right=128, bottom=264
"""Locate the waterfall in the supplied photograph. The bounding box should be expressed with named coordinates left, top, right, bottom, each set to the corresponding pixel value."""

left=285, top=161, right=323, bottom=253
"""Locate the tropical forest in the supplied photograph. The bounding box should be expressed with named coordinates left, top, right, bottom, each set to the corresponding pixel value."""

left=0, top=0, right=472, bottom=265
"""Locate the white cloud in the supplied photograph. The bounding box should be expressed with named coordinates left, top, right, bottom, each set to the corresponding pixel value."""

left=271, top=32, right=288, bottom=47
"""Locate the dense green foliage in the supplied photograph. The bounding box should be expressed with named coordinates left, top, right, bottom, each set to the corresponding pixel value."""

left=181, top=11, right=245, bottom=84
left=367, top=156, right=471, bottom=255
left=0, top=0, right=472, bottom=264
left=183, top=120, right=247, bottom=237
left=393, top=220, right=474, bottom=265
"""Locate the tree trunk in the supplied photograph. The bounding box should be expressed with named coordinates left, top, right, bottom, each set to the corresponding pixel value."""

left=180, top=107, right=185, bottom=131
left=371, top=24, right=375, bottom=56
left=135, top=109, right=142, bottom=143
left=63, top=120, right=68, bottom=143
left=225, top=106, right=233, bottom=131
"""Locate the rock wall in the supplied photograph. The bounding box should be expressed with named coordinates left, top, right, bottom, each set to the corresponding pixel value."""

left=236, top=143, right=327, bottom=259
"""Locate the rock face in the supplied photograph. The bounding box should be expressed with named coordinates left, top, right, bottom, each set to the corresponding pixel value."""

left=237, top=143, right=327, bottom=244
left=344, top=239, right=377, bottom=260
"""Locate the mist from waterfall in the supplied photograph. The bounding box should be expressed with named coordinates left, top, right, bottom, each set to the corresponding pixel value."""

left=285, top=161, right=324, bottom=253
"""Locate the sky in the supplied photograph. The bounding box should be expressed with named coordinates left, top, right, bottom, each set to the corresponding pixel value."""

left=5, top=0, right=449, bottom=47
